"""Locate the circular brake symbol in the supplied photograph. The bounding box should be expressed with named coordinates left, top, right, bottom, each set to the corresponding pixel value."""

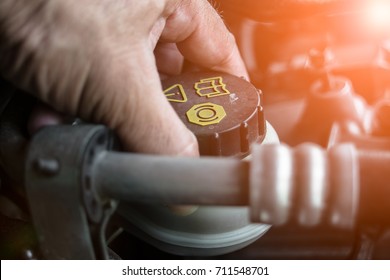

left=186, top=102, right=226, bottom=126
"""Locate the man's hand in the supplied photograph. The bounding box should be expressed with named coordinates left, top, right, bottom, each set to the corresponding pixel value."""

left=0, top=0, right=248, bottom=156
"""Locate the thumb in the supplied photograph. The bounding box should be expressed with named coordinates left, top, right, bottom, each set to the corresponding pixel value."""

left=90, top=47, right=199, bottom=156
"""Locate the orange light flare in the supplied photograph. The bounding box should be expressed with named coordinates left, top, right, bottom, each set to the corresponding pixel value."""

left=365, top=0, right=390, bottom=33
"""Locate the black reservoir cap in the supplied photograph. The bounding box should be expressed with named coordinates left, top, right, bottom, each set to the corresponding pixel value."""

left=162, top=72, right=265, bottom=157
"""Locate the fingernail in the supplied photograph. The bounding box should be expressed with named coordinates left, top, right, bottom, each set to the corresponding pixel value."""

left=178, top=130, right=199, bottom=157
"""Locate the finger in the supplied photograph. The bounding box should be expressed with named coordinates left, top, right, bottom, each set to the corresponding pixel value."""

left=182, top=59, right=206, bottom=73
left=154, top=42, right=184, bottom=78
left=162, top=0, right=249, bottom=79
left=27, top=103, right=67, bottom=135
left=88, top=45, right=199, bottom=157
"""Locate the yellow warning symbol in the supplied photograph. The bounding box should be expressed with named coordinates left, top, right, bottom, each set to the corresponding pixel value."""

left=194, top=76, right=230, bottom=98
left=186, top=102, right=226, bottom=126
left=164, top=84, right=187, bottom=103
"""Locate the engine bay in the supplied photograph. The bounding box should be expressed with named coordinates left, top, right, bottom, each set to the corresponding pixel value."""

left=1, top=0, right=390, bottom=260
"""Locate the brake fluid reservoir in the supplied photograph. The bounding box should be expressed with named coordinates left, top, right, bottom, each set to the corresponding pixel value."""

left=119, top=72, right=278, bottom=256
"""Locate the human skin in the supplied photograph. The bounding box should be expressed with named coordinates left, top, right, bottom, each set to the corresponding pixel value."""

left=0, top=0, right=248, bottom=156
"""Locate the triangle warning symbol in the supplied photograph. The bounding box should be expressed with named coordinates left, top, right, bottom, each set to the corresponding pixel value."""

left=163, top=84, right=187, bottom=103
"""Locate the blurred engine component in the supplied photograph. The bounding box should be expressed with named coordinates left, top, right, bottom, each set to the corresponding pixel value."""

left=1, top=0, right=390, bottom=260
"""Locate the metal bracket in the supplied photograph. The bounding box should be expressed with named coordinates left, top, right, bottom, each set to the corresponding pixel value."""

left=25, top=125, right=117, bottom=259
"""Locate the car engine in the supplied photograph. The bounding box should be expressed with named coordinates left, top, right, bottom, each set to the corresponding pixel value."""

left=1, top=0, right=390, bottom=260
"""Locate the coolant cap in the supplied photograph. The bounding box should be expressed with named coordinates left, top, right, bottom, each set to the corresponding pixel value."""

left=162, top=72, right=265, bottom=157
